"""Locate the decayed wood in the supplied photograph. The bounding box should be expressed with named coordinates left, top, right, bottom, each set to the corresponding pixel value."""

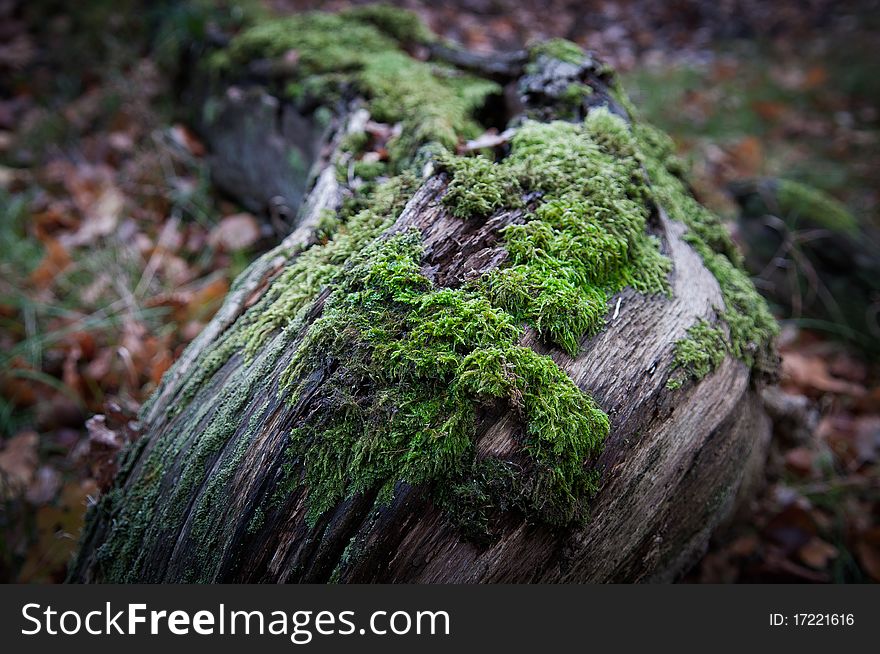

left=70, top=46, right=773, bottom=584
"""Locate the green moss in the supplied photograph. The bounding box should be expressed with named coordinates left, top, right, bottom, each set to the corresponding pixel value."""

left=188, top=400, right=270, bottom=574
left=340, top=4, right=434, bottom=44
left=440, top=154, right=522, bottom=219
left=443, top=110, right=672, bottom=355
left=314, top=208, right=341, bottom=242
left=278, top=230, right=609, bottom=527
left=435, top=457, right=522, bottom=540
left=221, top=10, right=498, bottom=169
left=352, top=159, right=387, bottom=181
left=94, top=323, right=296, bottom=582
left=666, top=319, right=728, bottom=389
left=360, top=51, right=498, bottom=165
left=633, top=123, right=778, bottom=379
left=559, top=82, right=594, bottom=115
left=239, top=173, right=419, bottom=359
left=528, top=38, right=585, bottom=66
left=265, top=111, right=673, bottom=531
left=775, top=178, right=858, bottom=234
left=224, top=12, right=394, bottom=74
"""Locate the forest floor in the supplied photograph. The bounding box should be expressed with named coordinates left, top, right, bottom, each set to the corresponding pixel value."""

left=1, top=0, right=878, bottom=582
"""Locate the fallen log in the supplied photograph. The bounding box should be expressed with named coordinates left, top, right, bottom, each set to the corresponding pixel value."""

left=70, top=6, right=778, bottom=583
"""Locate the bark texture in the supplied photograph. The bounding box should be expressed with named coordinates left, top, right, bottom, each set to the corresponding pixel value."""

left=70, top=26, right=774, bottom=583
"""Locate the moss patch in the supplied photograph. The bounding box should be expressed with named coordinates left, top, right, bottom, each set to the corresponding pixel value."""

left=527, top=38, right=586, bottom=67
left=274, top=109, right=677, bottom=528
left=278, top=230, right=609, bottom=527
left=633, top=122, right=778, bottom=382
left=666, top=319, right=728, bottom=389
left=217, top=8, right=498, bottom=169
left=443, top=109, right=672, bottom=355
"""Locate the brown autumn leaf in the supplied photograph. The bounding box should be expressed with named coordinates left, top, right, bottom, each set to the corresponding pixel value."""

left=781, top=351, right=866, bottom=397
left=784, top=446, right=815, bottom=477
left=803, top=65, right=828, bottom=89
left=26, top=465, right=62, bottom=505
left=727, top=533, right=760, bottom=558
left=853, top=386, right=880, bottom=413
left=0, top=431, right=39, bottom=499
left=150, top=348, right=173, bottom=386
left=31, top=203, right=78, bottom=241
left=827, top=352, right=868, bottom=384
left=819, top=415, right=880, bottom=470
left=59, top=182, right=124, bottom=247
left=16, top=479, right=98, bottom=583
left=1, top=359, right=39, bottom=406
left=209, top=212, right=261, bottom=252
left=797, top=537, right=838, bottom=570
left=183, top=276, right=229, bottom=323
left=751, top=100, right=787, bottom=122
left=169, top=123, right=206, bottom=157
left=855, top=527, right=880, bottom=582
left=29, top=238, right=71, bottom=288
left=85, top=408, right=141, bottom=490
left=726, top=136, right=763, bottom=177
left=764, top=504, right=816, bottom=554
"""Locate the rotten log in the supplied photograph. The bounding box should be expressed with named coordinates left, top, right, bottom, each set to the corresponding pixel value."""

left=69, top=8, right=778, bottom=583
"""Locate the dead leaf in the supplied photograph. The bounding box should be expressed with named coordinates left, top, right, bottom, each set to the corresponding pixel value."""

left=29, top=238, right=71, bottom=288
left=803, top=65, right=827, bottom=89
left=784, top=447, right=815, bottom=477
left=751, top=100, right=787, bottom=122
left=819, top=415, right=880, bottom=470
left=0, top=431, right=39, bottom=499
left=855, top=527, right=880, bottom=582
left=59, top=183, right=123, bottom=247
left=170, top=123, right=206, bottom=157
left=764, top=504, right=816, bottom=554
left=84, top=408, right=140, bottom=490
left=781, top=351, right=866, bottom=397
left=183, top=276, right=229, bottom=323
left=16, top=479, right=97, bottom=583
left=0, top=32, right=35, bottom=71
left=209, top=212, right=261, bottom=251
left=728, top=534, right=759, bottom=558
left=85, top=414, right=124, bottom=450
left=727, top=136, right=763, bottom=176
left=461, top=128, right=516, bottom=152
left=26, top=465, right=62, bottom=505
left=797, top=537, right=838, bottom=569
left=149, top=348, right=173, bottom=386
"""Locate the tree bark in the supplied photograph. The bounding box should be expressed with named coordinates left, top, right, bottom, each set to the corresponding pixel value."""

left=69, top=38, right=774, bottom=583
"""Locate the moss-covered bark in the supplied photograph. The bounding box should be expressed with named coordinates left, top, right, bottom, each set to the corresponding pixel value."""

left=70, top=5, right=777, bottom=583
